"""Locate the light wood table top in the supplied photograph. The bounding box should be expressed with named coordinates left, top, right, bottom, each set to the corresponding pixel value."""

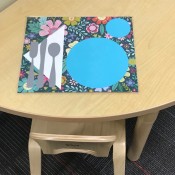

left=0, top=0, right=175, bottom=121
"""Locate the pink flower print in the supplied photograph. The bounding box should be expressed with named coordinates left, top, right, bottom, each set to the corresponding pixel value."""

left=43, top=76, right=49, bottom=84
left=127, top=31, right=133, bottom=39
left=132, top=88, right=137, bottom=92
left=105, top=33, right=112, bottom=39
left=20, top=70, right=25, bottom=78
left=39, top=20, right=68, bottom=36
left=86, top=17, right=92, bottom=20
left=61, top=86, right=64, bottom=91
left=24, top=37, right=30, bottom=44
left=130, top=67, right=136, bottom=74
left=86, top=23, right=99, bottom=34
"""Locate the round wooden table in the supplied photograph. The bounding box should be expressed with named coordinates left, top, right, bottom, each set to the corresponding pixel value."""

left=0, top=0, right=175, bottom=174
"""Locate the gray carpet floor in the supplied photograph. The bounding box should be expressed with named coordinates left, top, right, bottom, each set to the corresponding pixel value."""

left=0, top=106, right=175, bottom=175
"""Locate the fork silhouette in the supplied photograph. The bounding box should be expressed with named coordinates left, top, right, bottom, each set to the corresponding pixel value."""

left=27, top=42, right=38, bottom=88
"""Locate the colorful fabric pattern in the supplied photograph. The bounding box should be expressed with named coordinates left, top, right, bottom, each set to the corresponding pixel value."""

left=18, top=17, right=138, bottom=93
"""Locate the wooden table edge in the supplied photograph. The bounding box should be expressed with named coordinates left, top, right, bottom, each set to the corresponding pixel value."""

left=0, top=101, right=174, bottom=122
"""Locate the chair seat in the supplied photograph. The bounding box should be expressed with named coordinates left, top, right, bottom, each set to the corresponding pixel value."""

left=30, top=132, right=116, bottom=142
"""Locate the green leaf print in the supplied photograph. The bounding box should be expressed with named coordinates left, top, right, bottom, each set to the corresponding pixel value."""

left=99, top=24, right=105, bottom=35
left=28, top=22, right=41, bottom=33
left=118, top=83, right=123, bottom=92
left=62, top=59, right=67, bottom=73
left=112, top=83, right=118, bottom=91
left=39, top=17, right=47, bottom=26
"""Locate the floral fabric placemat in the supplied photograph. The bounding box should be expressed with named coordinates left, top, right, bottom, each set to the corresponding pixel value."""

left=18, top=16, right=138, bottom=93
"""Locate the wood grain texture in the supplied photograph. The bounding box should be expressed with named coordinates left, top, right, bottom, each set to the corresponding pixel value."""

left=0, top=0, right=175, bottom=121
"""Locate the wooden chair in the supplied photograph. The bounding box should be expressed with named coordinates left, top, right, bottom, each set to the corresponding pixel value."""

left=0, top=0, right=16, bottom=12
left=29, top=119, right=126, bottom=175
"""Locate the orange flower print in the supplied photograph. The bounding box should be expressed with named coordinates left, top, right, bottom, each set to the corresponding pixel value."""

left=61, top=76, right=67, bottom=85
left=92, top=17, right=112, bottom=24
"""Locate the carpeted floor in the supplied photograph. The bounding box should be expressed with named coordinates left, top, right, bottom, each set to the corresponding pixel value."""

left=0, top=106, right=175, bottom=175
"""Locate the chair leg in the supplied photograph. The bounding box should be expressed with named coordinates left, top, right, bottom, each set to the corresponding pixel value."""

left=113, top=120, right=126, bottom=175
left=127, top=112, right=158, bottom=161
left=28, top=138, right=41, bottom=175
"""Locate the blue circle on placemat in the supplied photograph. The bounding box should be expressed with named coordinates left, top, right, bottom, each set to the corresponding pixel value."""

left=106, top=18, right=131, bottom=37
left=66, top=38, right=128, bottom=88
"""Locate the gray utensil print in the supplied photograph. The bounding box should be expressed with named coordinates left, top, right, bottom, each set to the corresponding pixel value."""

left=48, top=43, right=60, bottom=88
left=37, top=38, right=47, bottom=88
left=27, top=42, right=38, bottom=88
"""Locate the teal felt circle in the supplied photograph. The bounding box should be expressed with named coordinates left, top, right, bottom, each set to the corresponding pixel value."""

left=106, top=18, right=131, bottom=37
left=66, top=38, right=128, bottom=88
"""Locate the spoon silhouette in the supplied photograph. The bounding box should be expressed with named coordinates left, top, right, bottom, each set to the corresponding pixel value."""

left=48, top=43, right=60, bottom=88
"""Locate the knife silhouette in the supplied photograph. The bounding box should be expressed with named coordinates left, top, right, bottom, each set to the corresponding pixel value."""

left=37, top=38, right=47, bottom=88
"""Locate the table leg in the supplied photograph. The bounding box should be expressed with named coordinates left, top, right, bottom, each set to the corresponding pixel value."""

left=113, top=120, right=126, bottom=175
left=127, top=112, right=159, bottom=161
left=28, top=138, right=41, bottom=175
